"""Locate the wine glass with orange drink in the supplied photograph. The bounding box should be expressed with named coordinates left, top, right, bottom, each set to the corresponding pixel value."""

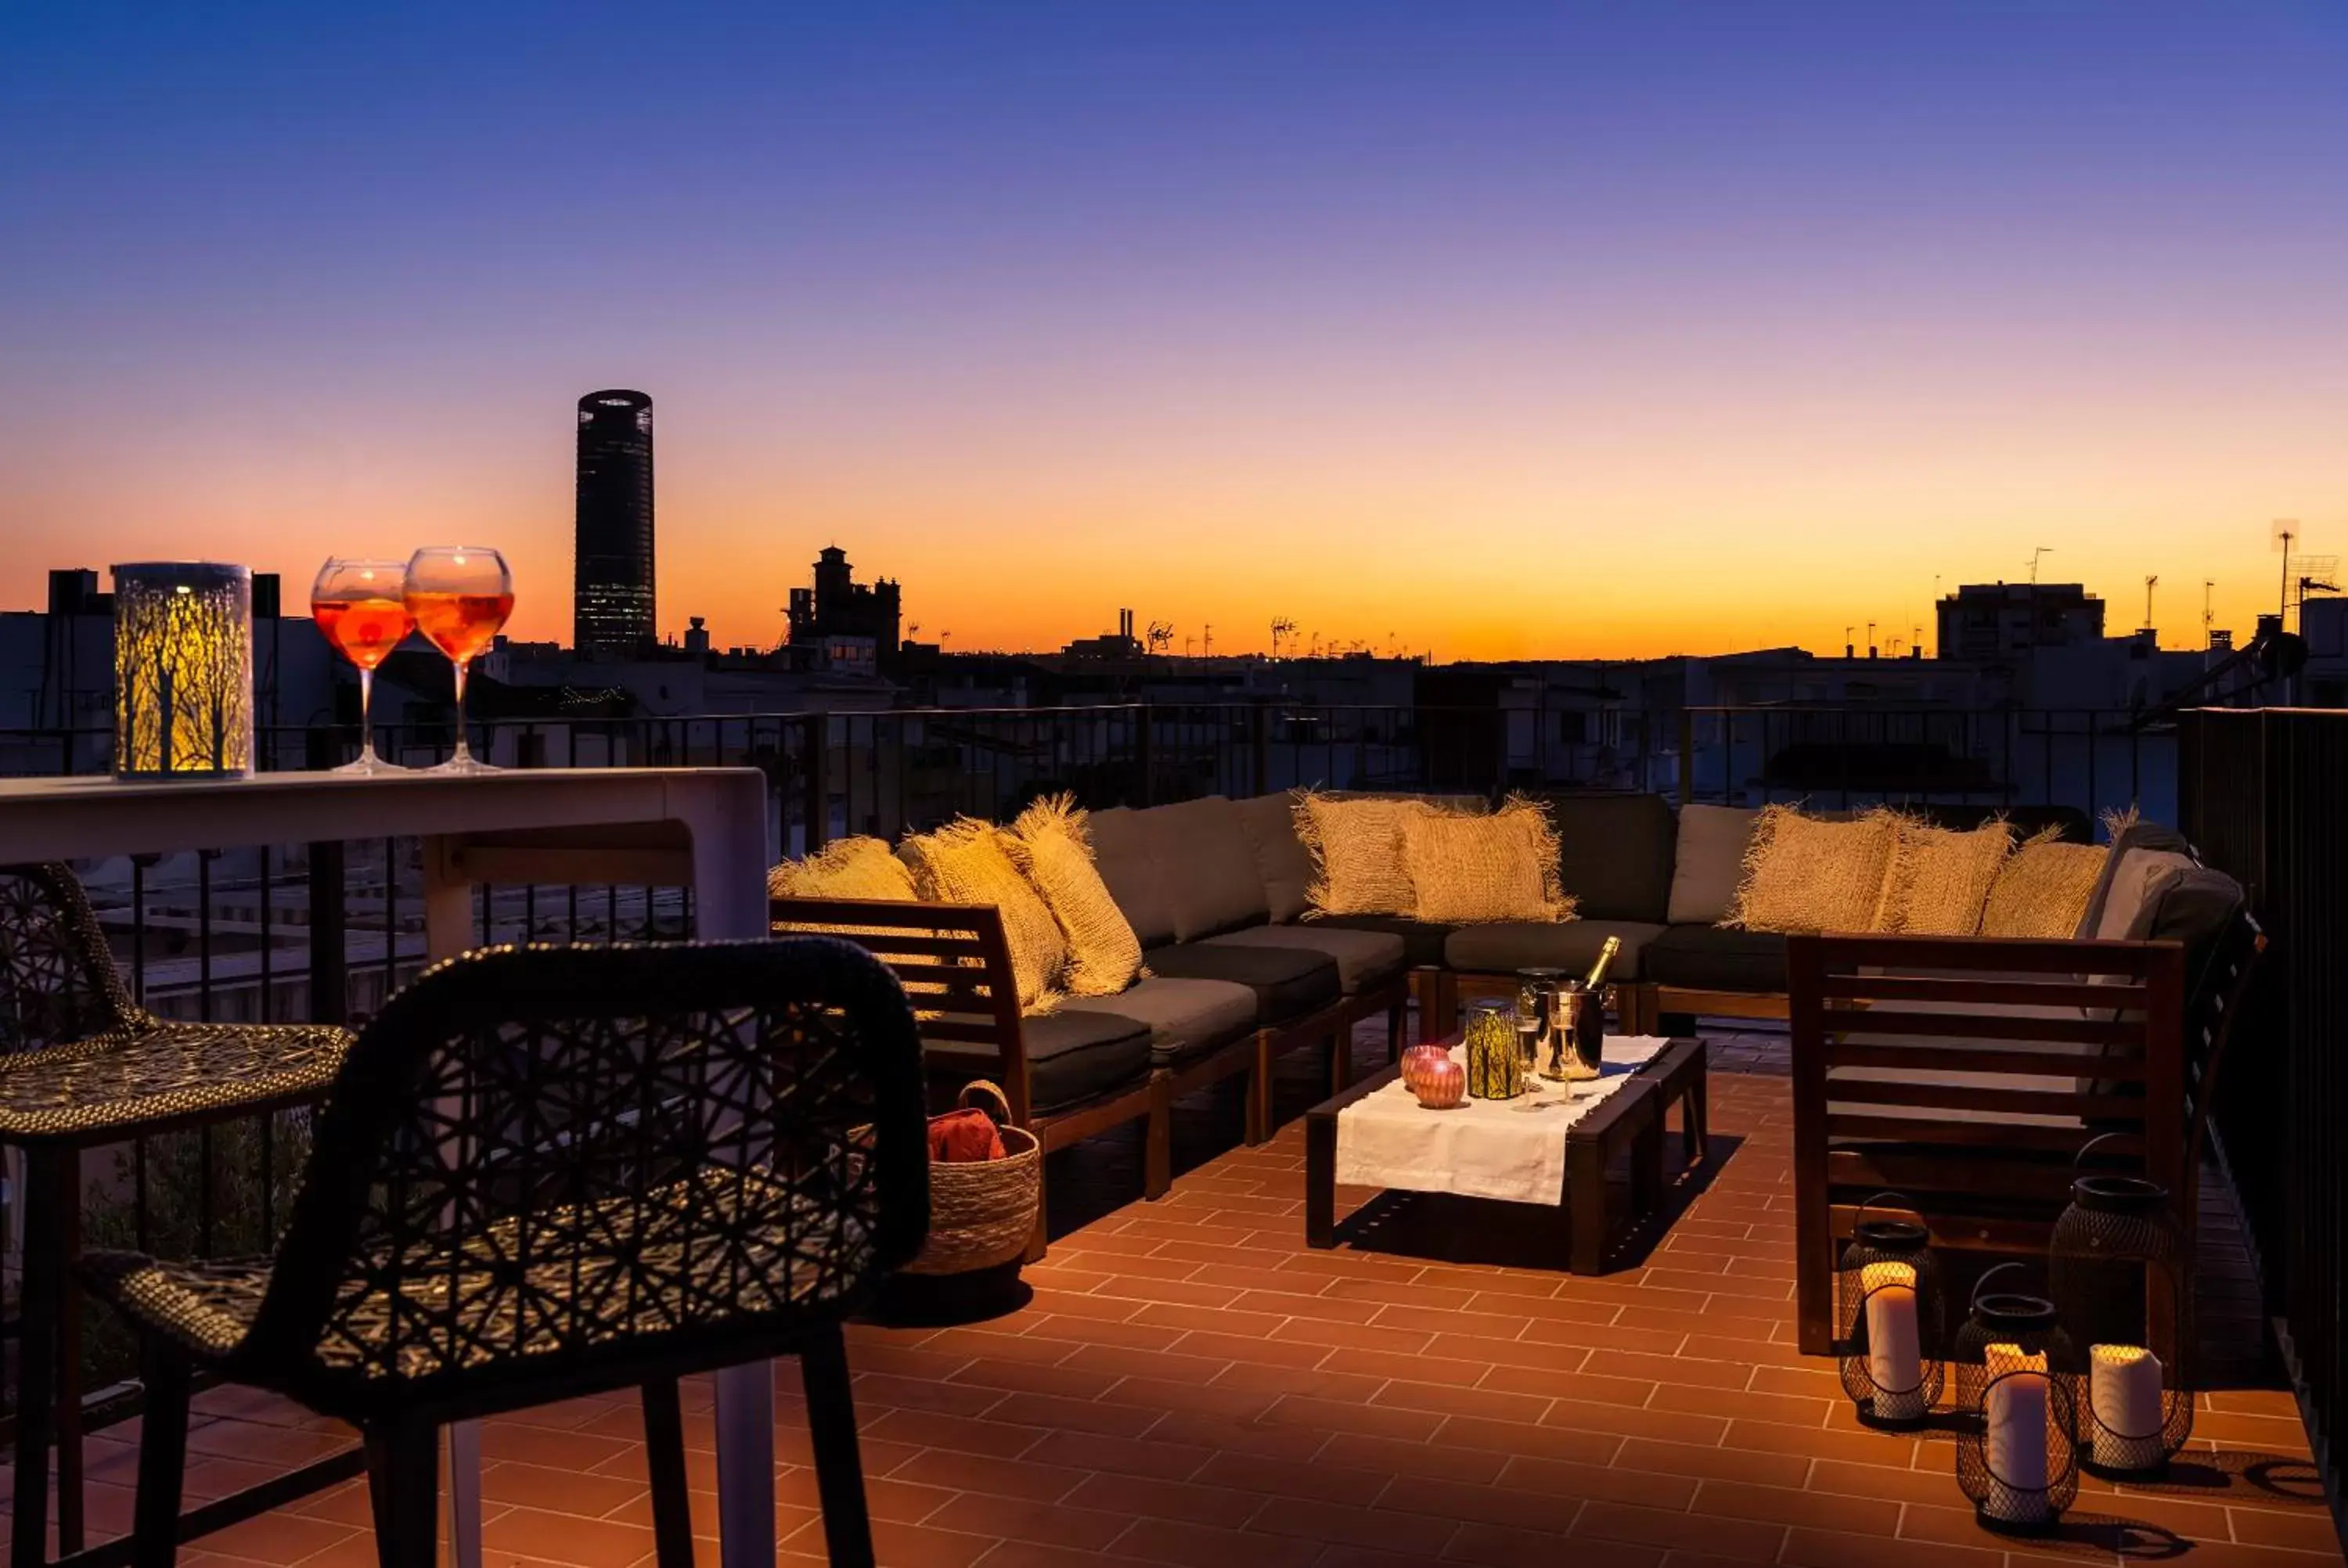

left=402, top=545, right=514, bottom=774
left=309, top=559, right=416, bottom=774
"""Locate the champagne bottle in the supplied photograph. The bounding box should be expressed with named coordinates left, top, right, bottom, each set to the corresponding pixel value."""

left=1576, top=934, right=1622, bottom=1067
left=1583, top=934, right=1622, bottom=993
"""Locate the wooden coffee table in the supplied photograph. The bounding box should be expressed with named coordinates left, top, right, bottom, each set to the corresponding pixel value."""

left=1304, top=1037, right=1708, bottom=1273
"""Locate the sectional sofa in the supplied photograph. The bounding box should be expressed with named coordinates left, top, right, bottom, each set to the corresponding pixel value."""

left=772, top=789, right=2211, bottom=1252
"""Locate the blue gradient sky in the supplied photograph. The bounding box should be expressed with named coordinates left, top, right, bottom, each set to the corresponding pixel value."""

left=5, top=3, right=2344, bottom=656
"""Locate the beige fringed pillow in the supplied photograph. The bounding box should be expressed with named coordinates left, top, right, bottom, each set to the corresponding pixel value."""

left=1726, top=804, right=1897, bottom=934
left=899, top=818, right=1068, bottom=1012
left=1871, top=815, right=2013, bottom=936
left=1293, top=793, right=1424, bottom=917
left=1007, top=793, right=1143, bottom=997
left=767, top=836, right=918, bottom=903
left=1399, top=797, right=1575, bottom=925
left=1980, top=831, right=2109, bottom=939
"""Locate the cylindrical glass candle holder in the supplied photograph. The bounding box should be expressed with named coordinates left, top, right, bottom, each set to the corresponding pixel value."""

left=1464, top=1000, right=1524, bottom=1099
left=112, top=563, right=254, bottom=779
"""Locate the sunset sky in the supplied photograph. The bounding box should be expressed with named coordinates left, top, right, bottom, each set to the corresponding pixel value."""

left=4, top=3, right=2343, bottom=660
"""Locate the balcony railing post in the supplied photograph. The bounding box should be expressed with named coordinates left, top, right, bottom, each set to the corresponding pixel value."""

left=1677, top=708, right=1695, bottom=807
left=303, top=729, right=348, bottom=1026
left=800, top=713, right=827, bottom=853
left=1249, top=702, right=1269, bottom=797
left=1135, top=703, right=1155, bottom=807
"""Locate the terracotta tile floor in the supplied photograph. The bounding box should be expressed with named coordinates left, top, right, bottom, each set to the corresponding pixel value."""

left=7, top=1026, right=2339, bottom=1568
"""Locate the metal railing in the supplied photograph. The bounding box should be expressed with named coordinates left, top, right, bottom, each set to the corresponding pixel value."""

left=2180, top=709, right=2348, bottom=1554
left=1681, top=706, right=2176, bottom=825
left=2, top=695, right=2180, bottom=1435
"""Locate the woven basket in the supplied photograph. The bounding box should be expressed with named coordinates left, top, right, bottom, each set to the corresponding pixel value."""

left=902, top=1081, right=1041, bottom=1277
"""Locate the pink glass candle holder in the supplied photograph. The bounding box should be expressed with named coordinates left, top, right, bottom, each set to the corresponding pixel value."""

left=1413, top=1057, right=1466, bottom=1109
left=1400, top=1044, right=1451, bottom=1095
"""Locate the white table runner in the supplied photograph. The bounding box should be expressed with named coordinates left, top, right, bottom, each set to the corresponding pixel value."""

left=1334, top=1036, right=1670, bottom=1205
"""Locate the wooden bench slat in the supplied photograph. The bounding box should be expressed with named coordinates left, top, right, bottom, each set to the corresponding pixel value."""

left=1825, top=1008, right=2142, bottom=1046
left=1819, top=974, right=2141, bottom=1009
left=1825, top=1042, right=2145, bottom=1080
left=1825, top=1078, right=2120, bottom=1119
left=1827, top=1114, right=2118, bottom=1153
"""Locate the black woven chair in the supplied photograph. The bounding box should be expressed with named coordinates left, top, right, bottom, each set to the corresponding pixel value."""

left=1, top=861, right=355, bottom=1566
left=81, top=937, right=929, bottom=1568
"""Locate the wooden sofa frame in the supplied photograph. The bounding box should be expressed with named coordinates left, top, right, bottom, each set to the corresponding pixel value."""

left=1785, top=918, right=2262, bottom=1355
left=770, top=896, right=1407, bottom=1252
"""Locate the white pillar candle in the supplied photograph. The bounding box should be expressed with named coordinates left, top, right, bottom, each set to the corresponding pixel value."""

left=1982, top=1343, right=2052, bottom=1526
left=2088, top=1343, right=2165, bottom=1472
left=1860, top=1261, right=1925, bottom=1421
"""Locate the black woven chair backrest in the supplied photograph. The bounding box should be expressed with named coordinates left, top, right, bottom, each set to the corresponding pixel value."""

left=242, top=937, right=929, bottom=1413
left=0, top=861, right=144, bottom=1058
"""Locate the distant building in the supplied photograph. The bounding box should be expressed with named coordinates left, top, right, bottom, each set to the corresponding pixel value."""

left=573, top=389, right=656, bottom=658
left=787, top=546, right=902, bottom=674
left=1062, top=610, right=1146, bottom=661
left=1936, top=582, right=2104, bottom=660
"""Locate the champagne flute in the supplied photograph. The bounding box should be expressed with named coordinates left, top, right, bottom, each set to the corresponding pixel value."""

left=309, top=558, right=415, bottom=775
left=403, top=545, right=513, bottom=774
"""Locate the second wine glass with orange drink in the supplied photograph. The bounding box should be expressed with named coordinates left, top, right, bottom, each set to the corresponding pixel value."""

left=404, top=545, right=514, bottom=774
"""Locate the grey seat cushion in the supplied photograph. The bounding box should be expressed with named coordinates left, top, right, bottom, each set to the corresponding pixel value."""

left=2074, top=822, right=2196, bottom=940
left=1143, top=940, right=1338, bottom=1027
left=1644, top=925, right=1788, bottom=993
left=1235, top=792, right=1313, bottom=923
left=1541, top=793, right=1676, bottom=922
left=1151, top=796, right=1273, bottom=941
left=925, top=1009, right=1152, bottom=1116
left=1061, top=976, right=1259, bottom=1068
left=1666, top=805, right=1759, bottom=925
left=1442, top=919, right=1666, bottom=980
left=1313, top=913, right=1455, bottom=969
left=1088, top=805, right=1179, bottom=949
left=2091, top=846, right=2202, bottom=941
left=1203, top=923, right=1406, bottom=994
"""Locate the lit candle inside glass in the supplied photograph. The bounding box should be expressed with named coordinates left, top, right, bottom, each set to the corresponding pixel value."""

left=1860, top=1261, right=1925, bottom=1421
left=1982, top=1343, right=2052, bottom=1526
left=2087, top=1343, right=2164, bottom=1472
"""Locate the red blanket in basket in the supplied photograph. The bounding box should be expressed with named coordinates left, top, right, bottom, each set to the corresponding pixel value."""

left=928, top=1108, right=1006, bottom=1163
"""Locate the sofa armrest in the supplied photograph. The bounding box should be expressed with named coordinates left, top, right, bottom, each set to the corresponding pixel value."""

left=769, top=895, right=1035, bottom=1125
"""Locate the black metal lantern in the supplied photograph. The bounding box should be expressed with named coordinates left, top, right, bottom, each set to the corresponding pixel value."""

left=1952, top=1264, right=2081, bottom=1534
left=2049, top=1137, right=2194, bottom=1478
left=1834, top=1192, right=1944, bottom=1429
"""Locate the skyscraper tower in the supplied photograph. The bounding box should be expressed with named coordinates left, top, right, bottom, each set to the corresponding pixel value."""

left=573, top=389, right=655, bottom=657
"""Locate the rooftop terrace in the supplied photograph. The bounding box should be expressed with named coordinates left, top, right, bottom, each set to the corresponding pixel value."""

left=8, top=1023, right=2334, bottom=1568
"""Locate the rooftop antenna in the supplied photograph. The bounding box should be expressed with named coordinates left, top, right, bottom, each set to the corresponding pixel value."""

left=1866, top=620, right=1877, bottom=658
left=1270, top=617, right=1295, bottom=659
left=2273, top=520, right=2298, bottom=622
left=1146, top=620, right=1173, bottom=656
left=1202, top=623, right=1212, bottom=659
left=2202, top=581, right=2215, bottom=641
left=2293, top=559, right=2340, bottom=628
left=2029, top=547, right=2052, bottom=585
left=2143, top=574, right=2158, bottom=635
left=1844, top=624, right=1855, bottom=658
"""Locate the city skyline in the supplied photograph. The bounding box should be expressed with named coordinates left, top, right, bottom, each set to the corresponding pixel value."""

left=3, top=4, right=2343, bottom=658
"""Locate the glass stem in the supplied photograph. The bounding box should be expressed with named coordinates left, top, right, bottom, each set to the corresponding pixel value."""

left=357, top=667, right=376, bottom=764
left=450, top=660, right=471, bottom=764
